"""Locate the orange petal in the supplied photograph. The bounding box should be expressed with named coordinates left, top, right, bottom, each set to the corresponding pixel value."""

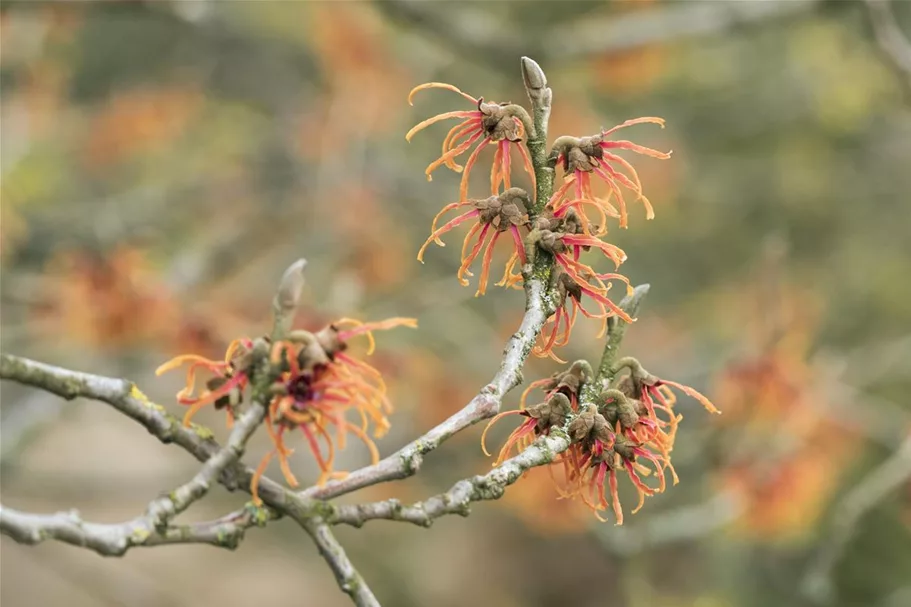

left=406, top=110, right=479, bottom=142
left=408, top=82, right=478, bottom=106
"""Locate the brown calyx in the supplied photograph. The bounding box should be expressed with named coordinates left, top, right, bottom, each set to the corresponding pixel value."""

left=612, top=359, right=660, bottom=402
left=475, top=188, right=531, bottom=232
left=535, top=359, right=592, bottom=401
left=283, top=328, right=335, bottom=371
left=552, top=133, right=604, bottom=173
left=532, top=209, right=595, bottom=255
left=612, top=434, right=636, bottom=460
left=478, top=100, right=524, bottom=142
left=568, top=404, right=614, bottom=448
left=556, top=271, right=583, bottom=306
left=523, top=392, right=571, bottom=434
left=599, top=389, right=640, bottom=430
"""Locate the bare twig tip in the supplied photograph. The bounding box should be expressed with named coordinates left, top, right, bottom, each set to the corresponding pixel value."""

left=521, top=56, right=547, bottom=90
left=277, top=259, right=308, bottom=307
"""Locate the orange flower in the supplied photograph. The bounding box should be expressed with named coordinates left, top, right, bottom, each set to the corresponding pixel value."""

left=155, top=338, right=254, bottom=427
left=481, top=366, right=592, bottom=500
left=549, top=119, right=671, bottom=231
left=483, top=356, right=715, bottom=526
left=481, top=393, right=572, bottom=466
left=418, top=188, right=531, bottom=295
left=157, top=315, right=415, bottom=505
left=407, top=83, right=535, bottom=200
left=523, top=210, right=634, bottom=361
left=253, top=317, right=416, bottom=504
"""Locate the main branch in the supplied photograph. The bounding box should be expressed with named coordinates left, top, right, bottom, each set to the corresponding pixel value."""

left=0, top=354, right=270, bottom=555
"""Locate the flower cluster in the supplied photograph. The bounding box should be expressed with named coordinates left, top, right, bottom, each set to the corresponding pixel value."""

left=408, top=81, right=668, bottom=361
left=157, top=317, right=416, bottom=504
left=485, top=358, right=718, bottom=524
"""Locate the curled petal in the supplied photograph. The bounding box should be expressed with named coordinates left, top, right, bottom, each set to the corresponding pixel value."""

left=430, top=201, right=474, bottom=243
left=425, top=131, right=484, bottom=179
left=475, top=229, right=501, bottom=297
left=417, top=209, right=480, bottom=262
left=459, top=136, right=492, bottom=202
left=458, top=223, right=491, bottom=285
left=601, top=139, right=672, bottom=159
left=661, top=380, right=720, bottom=414
left=406, top=110, right=480, bottom=142
left=481, top=410, right=525, bottom=457
left=600, top=117, right=666, bottom=138
left=155, top=354, right=225, bottom=376
left=441, top=119, right=484, bottom=171
left=516, top=139, right=536, bottom=194
left=408, top=82, right=478, bottom=106
left=251, top=450, right=275, bottom=506
left=336, top=317, right=418, bottom=355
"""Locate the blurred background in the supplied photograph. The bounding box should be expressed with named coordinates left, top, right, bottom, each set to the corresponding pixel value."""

left=2, top=1, right=910, bottom=606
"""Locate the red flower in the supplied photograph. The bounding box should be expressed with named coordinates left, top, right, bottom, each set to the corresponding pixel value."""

left=529, top=210, right=634, bottom=361
left=407, top=83, right=535, bottom=200
left=482, top=365, right=592, bottom=497
left=482, top=393, right=572, bottom=465
left=580, top=430, right=672, bottom=525
left=549, top=118, right=671, bottom=232
left=566, top=403, right=675, bottom=525
left=418, top=188, right=531, bottom=296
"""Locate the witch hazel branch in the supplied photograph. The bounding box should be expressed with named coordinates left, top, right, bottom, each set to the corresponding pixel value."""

left=0, top=58, right=717, bottom=607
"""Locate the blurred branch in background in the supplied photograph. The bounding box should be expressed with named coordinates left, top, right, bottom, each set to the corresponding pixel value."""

left=803, top=433, right=911, bottom=604
left=547, top=0, right=823, bottom=59
left=595, top=489, right=743, bottom=556
left=379, top=0, right=823, bottom=62
left=865, top=0, right=911, bottom=93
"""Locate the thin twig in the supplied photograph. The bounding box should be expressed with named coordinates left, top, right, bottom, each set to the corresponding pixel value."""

left=328, top=429, right=570, bottom=528
left=548, top=0, right=822, bottom=59
left=299, top=277, right=552, bottom=501
left=591, top=284, right=651, bottom=396
left=379, top=0, right=821, bottom=62
left=0, top=353, right=295, bottom=509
